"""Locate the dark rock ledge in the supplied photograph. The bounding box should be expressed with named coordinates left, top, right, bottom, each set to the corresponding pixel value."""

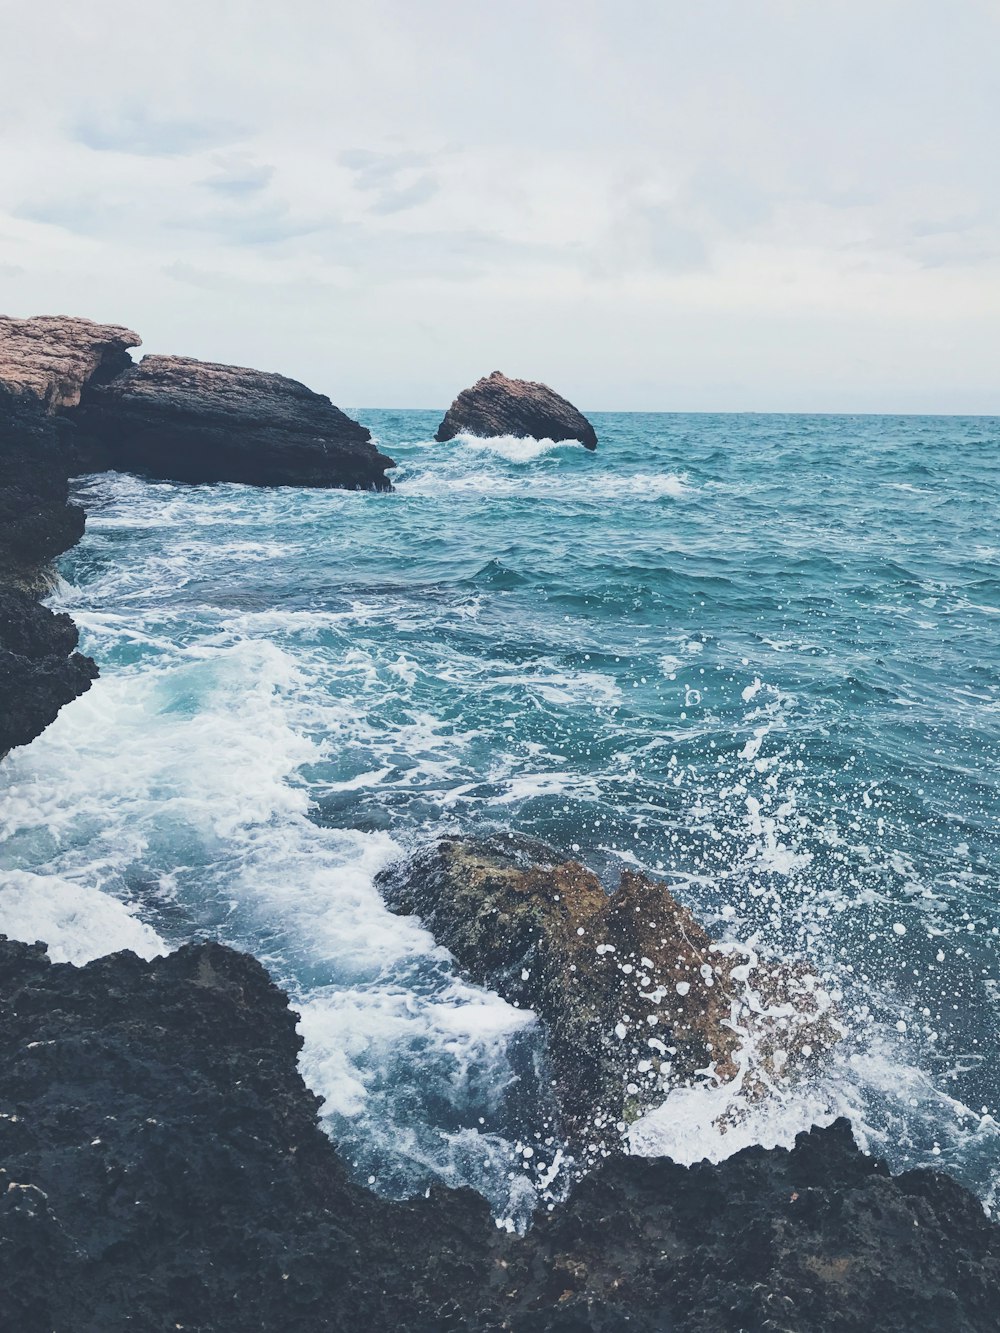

left=0, top=314, right=395, bottom=755
left=1, top=933, right=997, bottom=1332
left=436, top=371, right=598, bottom=449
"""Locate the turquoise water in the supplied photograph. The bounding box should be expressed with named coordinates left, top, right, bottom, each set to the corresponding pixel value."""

left=1, top=411, right=998, bottom=1219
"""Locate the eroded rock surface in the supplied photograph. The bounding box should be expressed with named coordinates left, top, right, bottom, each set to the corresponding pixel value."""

left=0, top=934, right=997, bottom=1332
left=80, top=354, right=396, bottom=489
left=436, top=371, right=598, bottom=449
left=378, top=836, right=841, bottom=1144
left=0, top=405, right=98, bottom=753
left=0, top=589, right=97, bottom=756
left=0, top=315, right=140, bottom=412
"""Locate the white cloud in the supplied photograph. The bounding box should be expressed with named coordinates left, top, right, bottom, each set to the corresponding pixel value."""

left=1, top=0, right=998, bottom=411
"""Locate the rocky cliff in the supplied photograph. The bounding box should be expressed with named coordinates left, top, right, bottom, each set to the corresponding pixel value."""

left=78, top=353, right=395, bottom=489
left=436, top=371, right=598, bottom=449
left=1, top=933, right=996, bottom=1332
left=0, top=402, right=98, bottom=754
left=0, top=314, right=394, bottom=756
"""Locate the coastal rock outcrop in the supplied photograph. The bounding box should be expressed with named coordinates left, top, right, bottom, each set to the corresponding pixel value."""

left=435, top=371, right=598, bottom=449
left=79, top=354, right=396, bottom=489
left=0, top=315, right=140, bottom=412
left=1, top=933, right=997, bottom=1332
left=378, top=836, right=841, bottom=1145
left=0, top=404, right=98, bottom=752
left=0, top=313, right=395, bottom=756
left=0, top=589, right=97, bottom=756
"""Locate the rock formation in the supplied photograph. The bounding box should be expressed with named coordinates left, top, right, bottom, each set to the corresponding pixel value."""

left=435, top=371, right=598, bottom=449
left=1, top=933, right=996, bottom=1332
left=377, top=836, right=841, bottom=1145
left=0, top=404, right=99, bottom=753
left=0, top=313, right=395, bottom=756
left=0, top=589, right=97, bottom=757
left=78, top=354, right=396, bottom=489
left=0, top=314, right=140, bottom=412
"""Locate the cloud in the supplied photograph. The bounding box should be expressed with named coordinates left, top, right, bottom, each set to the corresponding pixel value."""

left=73, top=107, right=244, bottom=157
left=201, top=155, right=276, bottom=196
left=368, top=176, right=440, bottom=215
left=0, top=0, right=997, bottom=411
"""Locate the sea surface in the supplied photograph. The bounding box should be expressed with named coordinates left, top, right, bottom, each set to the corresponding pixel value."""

left=2, top=411, right=999, bottom=1223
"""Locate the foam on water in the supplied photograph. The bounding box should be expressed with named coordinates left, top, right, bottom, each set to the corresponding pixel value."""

left=0, top=871, right=166, bottom=964
left=1, top=409, right=998, bottom=1218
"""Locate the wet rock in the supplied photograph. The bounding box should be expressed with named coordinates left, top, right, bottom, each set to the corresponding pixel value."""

left=435, top=371, right=598, bottom=449
left=377, top=836, right=841, bottom=1144
left=80, top=354, right=396, bottom=489
left=0, top=406, right=98, bottom=755
left=0, top=589, right=98, bottom=756
left=0, top=315, right=140, bottom=412
left=0, top=934, right=997, bottom=1332
left=0, top=406, right=86, bottom=581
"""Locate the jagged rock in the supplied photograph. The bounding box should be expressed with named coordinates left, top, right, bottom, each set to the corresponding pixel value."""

left=0, top=406, right=98, bottom=755
left=0, top=315, right=140, bottom=412
left=0, top=934, right=997, bottom=1332
left=0, top=406, right=85, bottom=581
left=377, top=836, right=841, bottom=1144
left=435, top=371, right=598, bottom=449
left=79, top=354, right=396, bottom=489
left=0, top=589, right=98, bottom=756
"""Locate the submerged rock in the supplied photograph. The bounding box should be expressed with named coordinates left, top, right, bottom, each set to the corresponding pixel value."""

left=0, top=314, right=140, bottom=412
left=0, top=933, right=997, bottom=1332
left=378, top=836, right=841, bottom=1144
left=435, top=371, right=598, bottom=449
left=79, top=354, right=396, bottom=489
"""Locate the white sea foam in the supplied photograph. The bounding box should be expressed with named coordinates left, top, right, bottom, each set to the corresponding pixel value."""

left=0, top=871, right=167, bottom=964
left=457, top=433, right=579, bottom=463
left=0, top=615, right=542, bottom=1214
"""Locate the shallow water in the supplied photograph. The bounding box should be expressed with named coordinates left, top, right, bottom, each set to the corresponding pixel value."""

left=1, top=411, right=998, bottom=1221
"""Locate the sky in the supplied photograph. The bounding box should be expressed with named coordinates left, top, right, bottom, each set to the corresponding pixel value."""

left=2, top=0, right=999, bottom=413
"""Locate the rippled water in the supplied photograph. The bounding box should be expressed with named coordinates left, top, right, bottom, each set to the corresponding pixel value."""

left=1, top=411, right=998, bottom=1221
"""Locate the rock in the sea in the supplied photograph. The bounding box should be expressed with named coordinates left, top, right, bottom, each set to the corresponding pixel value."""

left=80, top=354, right=396, bottom=489
left=378, top=836, right=841, bottom=1144
left=0, top=934, right=997, bottom=1332
left=0, top=315, right=140, bottom=412
left=435, top=371, right=598, bottom=449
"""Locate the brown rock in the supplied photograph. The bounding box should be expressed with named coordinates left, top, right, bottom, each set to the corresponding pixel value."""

left=435, top=371, right=598, bottom=449
left=0, top=315, right=140, bottom=412
left=377, top=836, right=841, bottom=1148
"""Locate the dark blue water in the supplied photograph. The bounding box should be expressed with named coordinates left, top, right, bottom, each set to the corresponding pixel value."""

left=1, top=411, right=998, bottom=1220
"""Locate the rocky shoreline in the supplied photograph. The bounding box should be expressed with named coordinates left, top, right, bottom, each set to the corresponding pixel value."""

left=2, top=934, right=998, bottom=1332
left=0, top=315, right=393, bottom=755
left=2, top=315, right=998, bottom=1329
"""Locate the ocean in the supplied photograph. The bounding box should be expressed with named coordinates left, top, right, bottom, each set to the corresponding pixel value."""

left=1, top=410, right=998, bottom=1225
